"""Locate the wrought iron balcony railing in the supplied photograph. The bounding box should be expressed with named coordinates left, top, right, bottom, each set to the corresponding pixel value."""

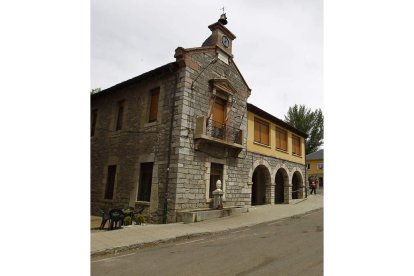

left=206, top=119, right=242, bottom=145
left=194, top=116, right=243, bottom=146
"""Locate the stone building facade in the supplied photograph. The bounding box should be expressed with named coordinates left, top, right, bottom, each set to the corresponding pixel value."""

left=306, top=149, right=324, bottom=190
left=91, top=16, right=308, bottom=223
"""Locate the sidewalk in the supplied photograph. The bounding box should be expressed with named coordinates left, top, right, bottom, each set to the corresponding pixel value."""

left=91, top=194, right=323, bottom=257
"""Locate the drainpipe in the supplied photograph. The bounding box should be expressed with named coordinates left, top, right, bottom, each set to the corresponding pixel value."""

left=305, top=154, right=308, bottom=198
left=163, top=68, right=179, bottom=224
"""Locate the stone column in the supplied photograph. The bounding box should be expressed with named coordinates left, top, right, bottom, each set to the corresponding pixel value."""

left=284, top=185, right=292, bottom=204
left=266, top=181, right=275, bottom=204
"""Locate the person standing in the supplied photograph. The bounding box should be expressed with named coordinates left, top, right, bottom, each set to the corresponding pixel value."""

left=310, top=180, right=317, bottom=195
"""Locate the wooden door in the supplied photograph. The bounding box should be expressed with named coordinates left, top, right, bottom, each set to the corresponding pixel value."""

left=213, top=97, right=226, bottom=125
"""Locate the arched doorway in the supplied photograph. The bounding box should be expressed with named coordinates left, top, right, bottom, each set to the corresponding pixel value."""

left=292, top=171, right=304, bottom=199
left=275, top=168, right=288, bottom=204
left=251, top=165, right=271, bottom=205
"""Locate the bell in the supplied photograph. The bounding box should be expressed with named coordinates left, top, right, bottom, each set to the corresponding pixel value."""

left=218, top=13, right=227, bottom=25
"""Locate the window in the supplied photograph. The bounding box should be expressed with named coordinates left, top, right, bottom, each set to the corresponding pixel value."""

left=91, top=109, right=98, bottom=137
left=292, top=135, right=301, bottom=156
left=148, top=88, right=160, bottom=122
left=211, top=97, right=226, bottom=139
left=209, top=163, right=223, bottom=198
left=276, top=127, right=288, bottom=151
left=317, top=163, right=324, bottom=170
left=254, top=118, right=269, bottom=145
left=104, top=165, right=117, bottom=200
left=306, top=163, right=310, bottom=170
left=137, top=162, right=154, bottom=202
left=115, top=100, right=125, bottom=130
left=212, top=97, right=226, bottom=124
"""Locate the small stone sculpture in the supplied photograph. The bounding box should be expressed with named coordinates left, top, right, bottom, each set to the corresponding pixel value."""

left=212, top=179, right=224, bottom=209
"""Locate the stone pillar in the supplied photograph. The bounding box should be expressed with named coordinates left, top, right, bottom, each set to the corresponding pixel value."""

left=284, top=185, right=292, bottom=204
left=299, top=185, right=305, bottom=199
left=266, top=182, right=274, bottom=204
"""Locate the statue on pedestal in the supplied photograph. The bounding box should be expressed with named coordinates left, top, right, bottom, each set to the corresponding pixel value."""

left=212, top=179, right=224, bottom=209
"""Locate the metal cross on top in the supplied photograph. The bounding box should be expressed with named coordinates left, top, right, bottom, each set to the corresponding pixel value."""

left=221, top=6, right=225, bottom=14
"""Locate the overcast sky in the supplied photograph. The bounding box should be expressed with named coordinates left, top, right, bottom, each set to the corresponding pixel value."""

left=91, top=0, right=322, bottom=119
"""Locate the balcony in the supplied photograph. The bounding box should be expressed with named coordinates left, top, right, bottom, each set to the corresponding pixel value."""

left=194, top=116, right=244, bottom=157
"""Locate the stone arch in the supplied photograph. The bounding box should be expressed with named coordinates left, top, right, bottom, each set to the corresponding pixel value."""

left=250, top=160, right=272, bottom=206
left=274, top=166, right=289, bottom=204
left=291, top=167, right=305, bottom=199
left=248, top=159, right=272, bottom=181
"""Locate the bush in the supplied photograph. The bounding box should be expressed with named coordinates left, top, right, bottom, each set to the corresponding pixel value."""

left=134, top=214, right=146, bottom=225
left=123, top=216, right=132, bottom=225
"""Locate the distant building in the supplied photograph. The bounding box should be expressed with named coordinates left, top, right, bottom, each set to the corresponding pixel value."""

left=306, top=149, right=324, bottom=189
left=91, top=15, right=308, bottom=223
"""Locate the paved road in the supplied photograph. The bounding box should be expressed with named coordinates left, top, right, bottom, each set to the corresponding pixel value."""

left=92, top=209, right=323, bottom=276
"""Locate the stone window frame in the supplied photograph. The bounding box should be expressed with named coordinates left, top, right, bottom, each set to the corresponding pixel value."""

left=209, top=163, right=224, bottom=199
left=207, top=79, right=236, bottom=123
left=317, top=163, right=324, bottom=170
left=133, top=153, right=158, bottom=208
left=204, top=159, right=228, bottom=203
left=144, top=86, right=162, bottom=128
left=306, top=163, right=311, bottom=170
left=102, top=157, right=120, bottom=202
left=104, top=165, right=117, bottom=200
left=137, top=162, right=154, bottom=202
left=109, top=99, right=128, bottom=135
left=148, top=87, right=160, bottom=123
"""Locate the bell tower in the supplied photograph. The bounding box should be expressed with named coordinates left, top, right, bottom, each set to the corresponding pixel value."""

left=202, top=11, right=236, bottom=62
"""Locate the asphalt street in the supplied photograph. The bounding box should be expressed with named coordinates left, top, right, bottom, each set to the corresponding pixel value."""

left=92, top=208, right=323, bottom=276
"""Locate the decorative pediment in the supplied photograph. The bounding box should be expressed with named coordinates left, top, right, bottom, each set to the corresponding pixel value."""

left=209, top=78, right=237, bottom=96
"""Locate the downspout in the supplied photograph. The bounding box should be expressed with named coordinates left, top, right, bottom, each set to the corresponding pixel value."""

left=163, top=67, right=179, bottom=224
left=305, top=153, right=308, bottom=198
left=304, top=136, right=309, bottom=198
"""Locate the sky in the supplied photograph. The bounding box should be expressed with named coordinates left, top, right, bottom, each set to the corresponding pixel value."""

left=91, top=0, right=323, bottom=119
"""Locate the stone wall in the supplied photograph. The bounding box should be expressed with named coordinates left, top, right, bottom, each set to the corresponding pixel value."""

left=91, top=66, right=184, bottom=223
left=167, top=49, right=251, bottom=221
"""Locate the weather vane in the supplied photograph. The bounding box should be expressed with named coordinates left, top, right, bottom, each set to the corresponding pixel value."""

left=219, top=6, right=228, bottom=25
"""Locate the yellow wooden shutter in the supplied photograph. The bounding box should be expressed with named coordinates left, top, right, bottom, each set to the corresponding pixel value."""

left=276, top=129, right=281, bottom=149
left=292, top=135, right=300, bottom=155
left=254, top=118, right=269, bottom=145
left=254, top=119, right=260, bottom=142
left=282, top=132, right=287, bottom=151
left=276, top=127, right=287, bottom=151
left=149, top=88, right=159, bottom=122
left=262, top=123, right=269, bottom=145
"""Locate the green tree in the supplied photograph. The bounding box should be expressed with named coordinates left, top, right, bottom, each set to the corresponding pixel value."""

left=284, top=104, right=323, bottom=155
